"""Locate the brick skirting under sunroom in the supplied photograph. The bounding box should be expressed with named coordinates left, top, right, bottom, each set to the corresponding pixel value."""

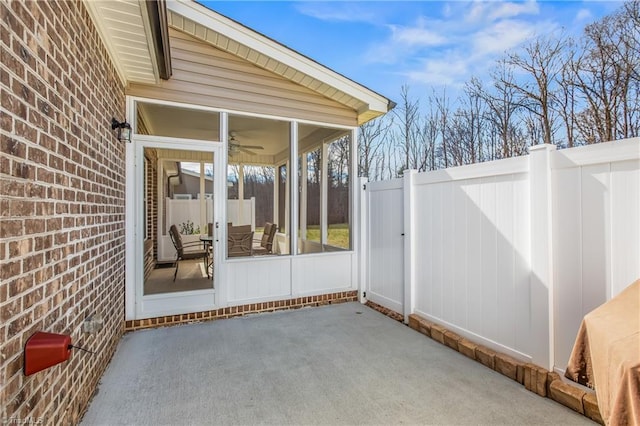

left=124, top=291, right=359, bottom=331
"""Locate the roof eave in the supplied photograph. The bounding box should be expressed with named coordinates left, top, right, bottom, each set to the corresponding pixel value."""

left=84, top=0, right=168, bottom=86
left=144, top=0, right=172, bottom=80
left=171, top=0, right=394, bottom=124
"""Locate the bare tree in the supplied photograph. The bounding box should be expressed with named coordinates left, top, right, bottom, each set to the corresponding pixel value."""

left=358, top=116, right=391, bottom=180
left=570, top=4, right=640, bottom=143
left=432, top=88, right=451, bottom=168
left=469, top=60, right=523, bottom=159
left=328, top=136, right=350, bottom=186
left=392, top=85, right=421, bottom=171
left=447, top=85, right=487, bottom=165
left=506, top=34, right=566, bottom=145
left=356, top=1, right=637, bottom=181
left=417, top=107, right=439, bottom=171
left=556, top=48, right=578, bottom=148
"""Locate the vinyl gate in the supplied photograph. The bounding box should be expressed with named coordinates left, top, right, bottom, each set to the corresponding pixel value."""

left=364, top=179, right=405, bottom=314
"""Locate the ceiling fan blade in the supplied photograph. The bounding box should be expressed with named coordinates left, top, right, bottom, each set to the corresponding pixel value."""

left=239, top=145, right=264, bottom=150
left=239, top=147, right=259, bottom=156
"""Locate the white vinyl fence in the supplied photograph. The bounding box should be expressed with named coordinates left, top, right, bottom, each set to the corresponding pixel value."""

left=364, top=138, right=640, bottom=372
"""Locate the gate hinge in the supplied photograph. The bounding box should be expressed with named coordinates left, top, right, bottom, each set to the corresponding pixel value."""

left=363, top=291, right=366, bottom=298
left=363, top=184, right=367, bottom=190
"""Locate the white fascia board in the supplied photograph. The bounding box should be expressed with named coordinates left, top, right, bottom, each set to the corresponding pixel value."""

left=168, top=0, right=390, bottom=114
left=138, top=0, right=161, bottom=83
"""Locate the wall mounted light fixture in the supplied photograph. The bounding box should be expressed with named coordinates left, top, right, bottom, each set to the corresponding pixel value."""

left=111, top=118, right=131, bottom=143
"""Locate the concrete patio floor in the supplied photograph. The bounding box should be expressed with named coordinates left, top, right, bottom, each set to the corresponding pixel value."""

left=81, top=302, right=592, bottom=425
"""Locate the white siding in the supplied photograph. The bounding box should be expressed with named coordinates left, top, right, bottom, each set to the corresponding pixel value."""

left=225, top=257, right=291, bottom=304
left=127, top=29, right=358, bottom=127
left=224, top=252, right=356, bottom=305
left=292, top=253, right=354, bottom=295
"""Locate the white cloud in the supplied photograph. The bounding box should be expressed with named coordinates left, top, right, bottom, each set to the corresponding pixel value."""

left=363, top=16, right=449, bottom=64
left=388, top=23, right=447, bottom=47
left=352, top=0, right=572, bottom=98
left=294, top=2, right=380, bottom=24
left=442, top=3, right=453, bottom=18
left=574, top=8, right=593, bottom=23
left=471, top=19, right=538, bottom=56
left=465, top=0, right=540, bottom=23
left=406, top=55, right=471, bottom=87
left=488, top=0, right=540, bottom=21
left=466, top=1, right=487, bottom=23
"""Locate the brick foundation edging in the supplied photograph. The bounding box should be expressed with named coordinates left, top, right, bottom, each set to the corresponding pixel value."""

left=365, top=300, right=405, bottom=322
left=124, top=291, right=358, bottom=331
left=408, top=313, right=604, bottom=425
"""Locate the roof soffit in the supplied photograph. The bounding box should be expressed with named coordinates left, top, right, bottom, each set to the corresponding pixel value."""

left=84, top=0, right=160, bottom=86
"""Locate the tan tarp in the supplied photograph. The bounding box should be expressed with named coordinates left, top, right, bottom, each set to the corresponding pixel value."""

left=566, top=279, right=640, bottom=426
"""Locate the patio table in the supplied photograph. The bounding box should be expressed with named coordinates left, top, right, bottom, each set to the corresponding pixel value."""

left=199, top=235, right=214, bottom=277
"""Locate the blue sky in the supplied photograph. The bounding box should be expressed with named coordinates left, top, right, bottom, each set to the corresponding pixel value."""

left=201, top=1, right=623, bottom=105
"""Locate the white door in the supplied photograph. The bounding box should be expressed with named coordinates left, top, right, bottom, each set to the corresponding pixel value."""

left=135, top=140, right=224, bottom=319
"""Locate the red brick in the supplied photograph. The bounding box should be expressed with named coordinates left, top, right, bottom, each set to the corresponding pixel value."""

left=28, top=146, right=47, bottom=165
left=1, top=179, right=26, bottom=197
left=1, top=299, right=21, bottom=322
left=8, top=238, right=32, bottom=257
left=1, top=219, right=23, bottom=238
left=2, top=137, right=27, bottom=158
left=24, top=218, right=44, bottom=234
left=11, top=161, right=34, bottom=179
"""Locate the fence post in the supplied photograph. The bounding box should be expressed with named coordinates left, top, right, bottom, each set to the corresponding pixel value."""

left=358, top=176, right=369, bottom=303
left=528, top=144, right=556, bottom=371
left=403, top=170, right=417, bottom=323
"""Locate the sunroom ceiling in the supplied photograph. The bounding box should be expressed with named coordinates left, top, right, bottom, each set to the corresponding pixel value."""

left=85, top=0, right=159, bottom=85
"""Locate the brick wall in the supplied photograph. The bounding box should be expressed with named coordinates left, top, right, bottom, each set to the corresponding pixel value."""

left=1, top=1, right=126, bottom=424
left=143, top=149, right=158, bottom=279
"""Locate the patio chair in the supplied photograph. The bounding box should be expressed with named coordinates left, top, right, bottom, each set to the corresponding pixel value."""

left=168, top=224, right=208, bottom=281
left=228, top=223, right=251, bottom=234
left=253, top=222, right=278, bottom=255
left=228, top=230, right=254, bottom=257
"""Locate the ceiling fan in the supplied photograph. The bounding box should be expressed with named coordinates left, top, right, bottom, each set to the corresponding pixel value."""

left=228, top=131, right=264, bottom=156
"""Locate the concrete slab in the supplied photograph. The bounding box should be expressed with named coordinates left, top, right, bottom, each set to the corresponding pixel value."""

left=81, top=303, right=592, bottom=425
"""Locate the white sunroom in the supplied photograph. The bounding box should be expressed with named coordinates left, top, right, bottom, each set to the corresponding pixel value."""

left=86, top=0, right=393, bottom=320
